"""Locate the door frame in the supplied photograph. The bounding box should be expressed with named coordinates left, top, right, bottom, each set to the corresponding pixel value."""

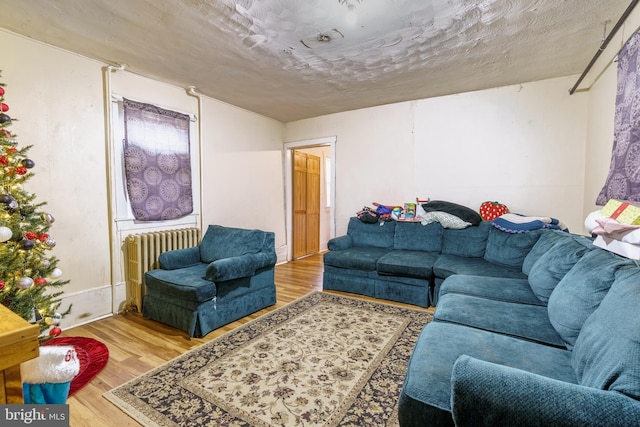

left=284, top=136, right=336, bottom=262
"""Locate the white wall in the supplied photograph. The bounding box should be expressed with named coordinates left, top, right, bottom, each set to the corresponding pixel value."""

left=1, top=29, right=286, bottom=329
left=286, top=76, right=589, bottom=235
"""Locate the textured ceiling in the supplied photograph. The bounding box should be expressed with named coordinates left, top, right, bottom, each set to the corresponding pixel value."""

left=0, top=0, right=630, bottom=122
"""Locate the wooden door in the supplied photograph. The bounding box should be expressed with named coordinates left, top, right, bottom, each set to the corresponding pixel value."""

left=292, top=150, right=320, bottom=259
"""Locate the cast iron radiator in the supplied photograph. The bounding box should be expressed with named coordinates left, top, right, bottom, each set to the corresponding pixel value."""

left=125, top=227, right=201, bottom=312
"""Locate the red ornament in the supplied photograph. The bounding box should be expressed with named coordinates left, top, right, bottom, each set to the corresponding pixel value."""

left=25, top=231, right=37, bottom=240
left=38, top=233, right=49, bottom=242
left=15, top=166, right=27, bottom=175
left=0, top=103, right=8, bottom=112
left=0, top=156, right=7, bottom=166
left=49, top=327, right=62, bottom=337
left=479, top=201, right=509, bottom=221
left=0, top=280, right=4, bottom=290
left=35, top=277, right=47, bottom=285
left=6, top=147, right=17, bottom=154
left=0, top=87, right=5, bottom=96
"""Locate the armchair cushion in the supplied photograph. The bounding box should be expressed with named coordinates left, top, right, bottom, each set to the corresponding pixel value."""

left=451, top=355, right=640, bottom=427
left=199, top=225, right=266, bottom=263
left=205, top=252, right=277, bottom=282
left=158, top=246, right=200, bottom=270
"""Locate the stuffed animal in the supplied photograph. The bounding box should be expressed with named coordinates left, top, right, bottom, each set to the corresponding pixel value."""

left=479, top=201, right=509, bottom=221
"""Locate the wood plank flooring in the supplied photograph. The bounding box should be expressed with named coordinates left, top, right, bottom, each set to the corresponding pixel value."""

left=61, top=253, right=433, bottom=426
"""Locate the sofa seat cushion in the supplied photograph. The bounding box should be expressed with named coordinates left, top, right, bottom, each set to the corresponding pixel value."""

left=323, top=247, right=391, bottom=271
left=376, top=250, right=439, bottom=279
left=548, top=248, right=633, bottom=349
left=399, top=322, right=575, bottom=425
left=572, top=267, right=640, bottom=400
left=439, top=275, right=544, bottom=306
left=433, top=254, right=527, bottom=280
left=435, top=293, right=565, bottom=347
left=527, top=236, right=590, bottom=303
left=393, top=221, right=443, bottom=252
left=145, top=263, right=216, bottom=303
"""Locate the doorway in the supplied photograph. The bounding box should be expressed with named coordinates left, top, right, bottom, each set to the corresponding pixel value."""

left=284, top=137, right=336, bottom=262
left=292, top=150, right=320, bottom=259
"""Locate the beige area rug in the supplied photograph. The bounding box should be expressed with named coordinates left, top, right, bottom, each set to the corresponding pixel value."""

left=104, top=291, right=433, bottom=426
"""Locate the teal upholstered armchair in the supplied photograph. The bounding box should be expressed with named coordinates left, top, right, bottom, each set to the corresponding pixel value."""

left=143, top=225, right=277, bottom=337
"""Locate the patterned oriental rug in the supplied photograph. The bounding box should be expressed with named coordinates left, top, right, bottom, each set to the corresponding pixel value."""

left=104, top=292, right=433, bottom=426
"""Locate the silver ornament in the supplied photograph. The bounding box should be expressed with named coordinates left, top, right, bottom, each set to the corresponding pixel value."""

left=43, top=237, right=56, bottom=249
left=0, top=226, right=12, bottom=242
left=17, top=277, right=34, bottom=289
left=42, top=213, right=55, bottom=223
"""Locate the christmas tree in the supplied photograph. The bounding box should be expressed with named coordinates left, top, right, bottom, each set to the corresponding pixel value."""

left=0, top=73, right=70, bottom=343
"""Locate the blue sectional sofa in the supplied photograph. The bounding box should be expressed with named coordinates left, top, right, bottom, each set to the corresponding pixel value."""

left=323, top=217, right=640, bottom=426
left=324, top=218, right=537, bottom=307
left=143, top=225, right=277, bottom=337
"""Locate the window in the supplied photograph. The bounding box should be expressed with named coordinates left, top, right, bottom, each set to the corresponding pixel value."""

left=111, top=98, right=199, bottom=226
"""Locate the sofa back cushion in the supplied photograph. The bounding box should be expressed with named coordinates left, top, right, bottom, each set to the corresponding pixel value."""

left=347, top=217, right=396, bottom=248
left=441, top=221, right=491, bottom=257
left=394, top=221, right=443, bottom=252
left=527, top=237, right=590, bottom=303
left=547, top=249, right=632, bottom=348
left=572, top=267, right=640, bottom=400
left=483, top=227, right=542, bottom=268
left=521, top=230, right=566, bottom=275
left=199, top=225, right=266, bottom=263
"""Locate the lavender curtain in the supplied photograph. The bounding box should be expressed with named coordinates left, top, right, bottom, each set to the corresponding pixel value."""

left=596, top=30, right=640, bottom=205
left=123, top=99, right=193, bottom=221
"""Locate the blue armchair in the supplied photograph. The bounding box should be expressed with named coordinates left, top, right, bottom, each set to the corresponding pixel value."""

left=143, top=225, right=277, bottom=337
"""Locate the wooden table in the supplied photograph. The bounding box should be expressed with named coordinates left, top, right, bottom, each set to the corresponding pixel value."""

left=0, top=304, right=40, bottom=403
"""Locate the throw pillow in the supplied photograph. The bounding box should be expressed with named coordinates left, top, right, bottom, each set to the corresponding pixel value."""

left=420, top=211, right=471, bottom=229
left=422, top=200, right=482, bottom=225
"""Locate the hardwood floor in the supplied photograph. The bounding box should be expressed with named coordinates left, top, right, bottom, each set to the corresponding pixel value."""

left=62, top=253, right=433, bottom=426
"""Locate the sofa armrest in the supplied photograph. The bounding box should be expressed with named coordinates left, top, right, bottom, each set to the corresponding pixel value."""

left=158, top=247, right=201, bottom=270
left=327, top=235, right=353, bottom=251
left=205, top=252, right=276, bottom=282
left=451, top=355, right=640, bottom=427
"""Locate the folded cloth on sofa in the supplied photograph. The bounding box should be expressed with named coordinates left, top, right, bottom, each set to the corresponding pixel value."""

left=586, top=210, right=640, bottom=243
left=491, top=213, right=568, bottom=233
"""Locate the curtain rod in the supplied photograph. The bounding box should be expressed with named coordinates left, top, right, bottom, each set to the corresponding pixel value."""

left=111, top=94, right=197, bottom=122
left=569, top=0, right=640, bottom=95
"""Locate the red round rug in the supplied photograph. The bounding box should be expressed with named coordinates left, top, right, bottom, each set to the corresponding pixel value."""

left=43, top=336, right=109, bottom=396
